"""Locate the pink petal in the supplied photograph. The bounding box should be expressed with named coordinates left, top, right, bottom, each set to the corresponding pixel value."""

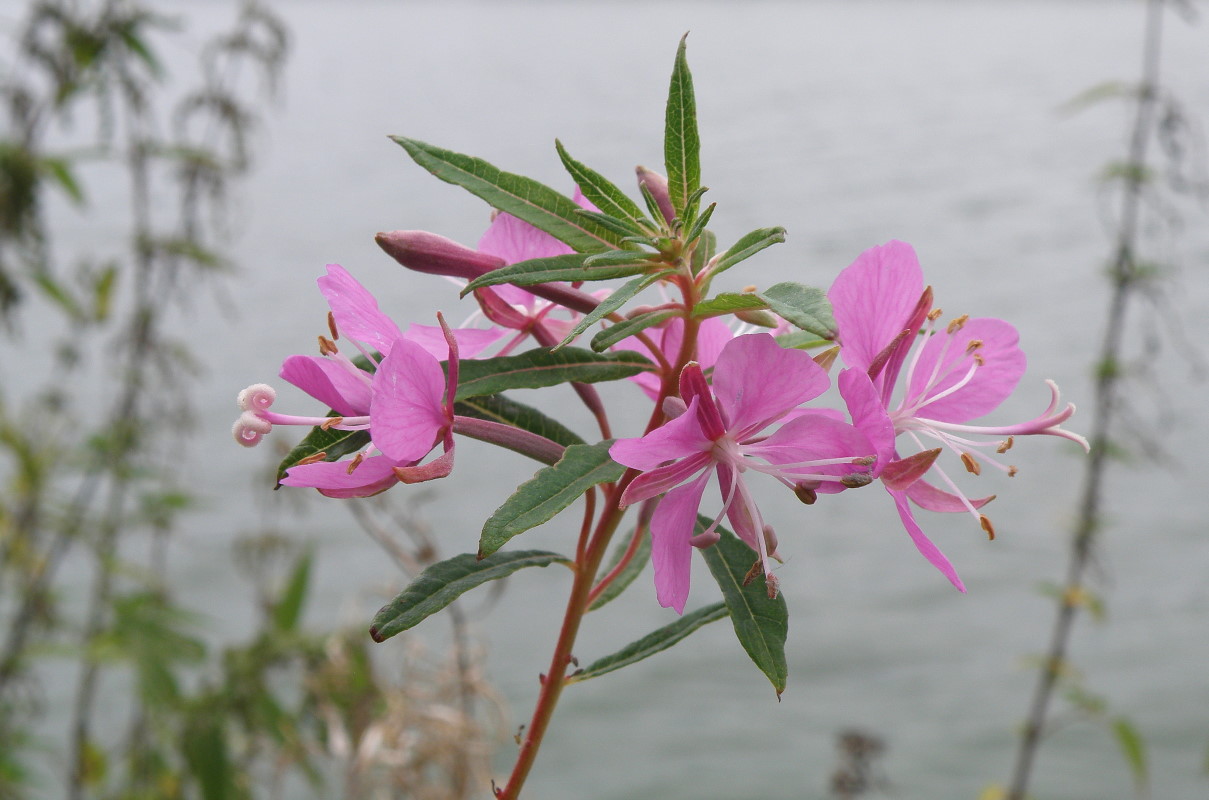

left=747, top=413, right=876, bottom=494
left=615, top=317, right=734, bottom=401
left=906, top=479, right=995, bottom=512
left=828, top=241, right=924, bottom=373
left=370, top=339, right=448, bottom=463
left=281, top=455, right=399, bottom=498
left=890, top=488, right=966, bottom=592
left=317, top=264, right=404, bottom=356
left=837, top=368, right=896, bottom=472
left=620, top=451, right=713, bottom=506
left=279, top=355, right=371, bottom=417
left=477, top=211, right=573, bottom=264
left=905, top=317, right=1025, bottom=423
left=609, top=397, right=710, bottom=472
left=650, top=470, right=711, bottom=614
left=403, top=322, right=501, bottom=360
left=711, top=333, right=829, bottom=435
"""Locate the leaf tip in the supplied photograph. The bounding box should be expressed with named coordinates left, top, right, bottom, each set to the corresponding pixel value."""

left=369, top=625, right=385, bottom=643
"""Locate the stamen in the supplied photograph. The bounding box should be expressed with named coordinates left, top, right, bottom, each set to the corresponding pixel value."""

left=742, top=559, right=762, bottom=587
left=346, top=453, right=364, bottom=474
left=946, top=314, right=969, bottom=334
left=741, top=284, right=758, bottom=294
left=841, top=472, right=873, bottom=488
left=997, top=437, right=1014, bottom=453
left=319, top=335, right=338, bottom=356
left=1008, top=465, right=1018, bottom=477
left=794, top=483, right=818, bottom=505
left=965, top=339, right=983, bottom=354
left=327, top=311, right=339, bottom=340
left=973, top=353, right=985, bottom=366
left=764, top=571, right=780, bottom=600
left=980, top=515, right=995, bottom=540
left=690, top=530, right=720, bottom=549
left=960, top=452, right=982, bottom=475
left=297, top=451, right=328, bottom=465
left=320, top=416, right=345, bottom=430
left=927, top=308, right=943, bottom=322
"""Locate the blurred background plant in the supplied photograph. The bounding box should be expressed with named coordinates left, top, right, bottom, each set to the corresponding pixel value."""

left=0, top=2, right=501, bottom=797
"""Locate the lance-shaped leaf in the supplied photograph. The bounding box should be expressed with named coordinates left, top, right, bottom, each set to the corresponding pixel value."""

left=590, top=309, right=678, bottom=352
left=392, top=136, right=621, bottom=253
left=708, top=226, right=786, bottom=279
left=556, top=139, right=648, bottom=227
left=761, top=282, right=836, bottom=339
left=699, top=518, right=789, bottom=696
left=691, top=292, right=768, bottom=319
left=276, top=424, right=371, bottom=484
left=664, top=34, right=701, bottom=222
left=555, top=271, right=673, bottom=350
left=570, top=602, right=727, bottom=682
left=369, top=550, right=572, bottom=642
left=582, top=249, right=660, bottom=269
left=478, top=441, right=625, bottom=558
left=454, top=347, right=653, bottom=400
left=454, top=394, right=585, bottom=449
left=461, top=253, right=648, bottom=293
left=588, top=526, right=653, bottom=611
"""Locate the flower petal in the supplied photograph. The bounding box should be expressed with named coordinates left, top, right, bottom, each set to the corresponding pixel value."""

left=403, top=322, right=501, bottom=360
left=828, top=241, right=925, bottom=373
left=620, top=451, right=713, bottom=506
left=317, top=265, right=405, bottom=357
left=747, top=413, right=876, bottom=494
left=711, top=333, right=829, bottom=435
left=609, top=397, right=710, bottom=472
left=477, top=211, right=574, bottom=265
left=890, top=488, right=966, bottom=592
left=650, top=469, right=712, bottom=614
left=370, top=339, right=448, bottom=463
left=279, top=355, right=372, bottom=417
left=838, top=368, right=896, bottom=473
left=906, top=479, right=995, bottom=512
left=905, top=317, right=1025, bottom=423
left=281, top=455, right=399, bottom=498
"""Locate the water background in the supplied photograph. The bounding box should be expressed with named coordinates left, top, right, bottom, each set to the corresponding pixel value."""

left=8, top=1, right=1209, bottom=798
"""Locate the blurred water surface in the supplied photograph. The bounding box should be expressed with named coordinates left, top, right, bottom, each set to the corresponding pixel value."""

left=24, top=1, right=1209, bottom=798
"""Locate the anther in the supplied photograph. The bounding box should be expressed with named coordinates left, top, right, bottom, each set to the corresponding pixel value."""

left=742, top=559, right=762, bottom=587
left=764, top=571, right=781, bottom=600
left=840, top=472, right=873, bottom=488
left=741, top=284, right=758, bottom=294
left=690, top=530, right=720, bottom=549
left=297, top=451, right=328, bottom=466
left=965, top=339, right=983, bottom=353
left=927, top=308, right=943, bottom=322
left=318, top=335, right=338, bottom=356
left=973, top=353, right=986, bottom=366
left=345, top=453, right=364, bottom=474
left=979, top=515, right=996, bottom=540
left=946, top=314, right=969, bottom=334
left=794, top=483, right=818, bottom=505
left=320, top=416, right=344, bottom=430
left=997, top=436, right=1015, bottom=454
left=1008, top=465, right=1018, bottom=478
left=852, top=455, right=877, bottom=466
left=960, top=452, right=982, bottom=475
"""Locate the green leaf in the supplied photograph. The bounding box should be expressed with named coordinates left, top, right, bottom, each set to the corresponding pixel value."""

left=692, top=292, right=768, bottom=319
left=182, top=711, right=236, bottom=800
left=276, top=424, right=371, bottom=484
left=708, top=226, right=786, bottom=278
left=776, top=330, right=831, bottom=350
left=454, top=394, right=585, bottom=449
left=664, top=34, right=701, bottom=222
left=1111, top=717, right=1148, bottom=791
left=461, top=253, right=652, bottom=293
left=556, top=139, right=648, bottom=226
left=479, top=441, right=625, bottom=558
left=272, top=549, right=312, bottom=633
left=392, top=136, right=621, bottom=252
left=583, top=249, right=659, bottom=269
left=691, top=229, right=716, bottom=274
left=684, top=201, right=716, bottom=245
left=369, top=550, right=572, bottom=642
left=761, top=282, right=836, bottom=339
left=39, top=156, right=85, bottom=205
left=575, top=208, right=647, bottom=239
left=588, top=526, right=652, bottom=611
left=555, top=271, right=673, bottom=350
left=571, top=602, right=727, bottom=681
left=455, top=347, right=652, bottom=400
left=590, top=309, right=677, bottom=352
left=699, top=518, right=789, bottom=696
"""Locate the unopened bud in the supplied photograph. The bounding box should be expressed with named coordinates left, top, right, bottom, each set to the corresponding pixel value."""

left=690, top=530, right=720, bottom=549
left=636, top=165, right=675, bottom=225
left=375, top=230, right=504, bottom=280
left=662, top=395, right=688, bottom=419
left=762, top=524, right=779, bottom=556
left=734, top=309, right=779, bottom=328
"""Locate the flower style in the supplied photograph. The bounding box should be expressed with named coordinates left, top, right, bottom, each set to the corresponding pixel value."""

left=828, top=240, right=1088, bottom=590
left=609, top=333, right=876, bottom=614
left=233, top=265, right=464, bottom=497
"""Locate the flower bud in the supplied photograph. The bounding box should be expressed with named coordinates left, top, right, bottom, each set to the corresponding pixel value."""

left=636, top=165, right=675, bottom=225
left=375, top=230, right=504, bottom=280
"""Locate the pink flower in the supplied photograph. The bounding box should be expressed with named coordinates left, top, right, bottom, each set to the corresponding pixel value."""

left=829, top=241, right=1088, bottom=590
left=472, top=191, right=601, bottom=352
left=609, top=333, right=876, bottom=614
left=614, top=316, right=733, bottom=400
left=233, top=265, right=464, bottom=497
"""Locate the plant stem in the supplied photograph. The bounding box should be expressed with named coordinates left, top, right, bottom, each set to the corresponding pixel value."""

left=1005, top=1, right=1164, bottom=796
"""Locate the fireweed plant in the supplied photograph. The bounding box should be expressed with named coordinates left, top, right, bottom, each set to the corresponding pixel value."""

left=234, top=39, right=1087, bottom=797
